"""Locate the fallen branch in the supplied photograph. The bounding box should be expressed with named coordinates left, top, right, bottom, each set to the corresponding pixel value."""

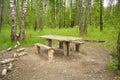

left=13, top=52, right=27, bottom=58
left=1, top=68, right=7, bottom=76
left=17, top=41, right=20, bottom=46
left=84, top=39, right=105, bottom=43
left=7, top=63, right=13, bottom=72
left=16, top=48, right=25, bottom=52
left=0, top=58, right=18, bottom=65
left=6, top=47, right=12, bottom=52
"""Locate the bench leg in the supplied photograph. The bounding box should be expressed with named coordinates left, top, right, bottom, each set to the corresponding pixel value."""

left=46, top=39, right=52, bottom=47
left=63, top=42, right=70, bottom=56
left=37, top=46, right=40, bottom=54
left=48, top=49, right=54, bottom=61
left=59, top=41, right=63, bottom=49
left=75, top=43, right=80, bottom=52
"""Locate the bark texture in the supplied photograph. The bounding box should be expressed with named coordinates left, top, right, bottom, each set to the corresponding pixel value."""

left=117, top=32, right=120, bottom=70
left=20, top=0, right=28, bottom=40
left=10, top=0, right=16, bottom=41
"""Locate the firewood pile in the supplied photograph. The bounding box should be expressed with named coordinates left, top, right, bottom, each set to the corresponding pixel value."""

left=0, top=41, right=27, bottom=78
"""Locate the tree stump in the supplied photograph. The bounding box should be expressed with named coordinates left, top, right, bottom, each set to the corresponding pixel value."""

left=117, top=32, right=120, bottom=70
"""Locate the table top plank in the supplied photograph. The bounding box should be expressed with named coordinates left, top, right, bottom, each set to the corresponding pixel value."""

left=38, top=35, right=82, bottom=42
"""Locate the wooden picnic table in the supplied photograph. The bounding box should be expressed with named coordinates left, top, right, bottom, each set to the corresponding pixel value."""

left=38, top=35, right=83, bottom=56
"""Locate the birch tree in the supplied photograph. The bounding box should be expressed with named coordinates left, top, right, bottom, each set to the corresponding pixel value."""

left=10, top=0, right=16, bottom=41
left=39, top=0, right=44, bottom=31
left=20, top=0, right=28, bottom=40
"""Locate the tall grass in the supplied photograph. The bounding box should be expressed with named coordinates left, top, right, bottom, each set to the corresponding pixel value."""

left=0, top=26, right=118, bottom=50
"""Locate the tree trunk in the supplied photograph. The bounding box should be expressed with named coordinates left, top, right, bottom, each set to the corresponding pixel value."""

left=79, top=0, right=83, bottom=35
left=39, top=0, right=44, bottom=31
left=117, top=32, right=120, bottom=70
left=58, top=0, right=61, bottom=29
left=0, top=0, right=3, bottom=32
left=54, top=0, right=57, bottom=27
left=83, top=0, right=91, bottom=33
left=10, top=0, right=17, bottom=41
left=70, top=0, right=72, bottom=27
left=100, top=0, right=103, bottom=31
left=63, top=0, right=66, bottom=28
left=20, top=0, right=28, bottom=40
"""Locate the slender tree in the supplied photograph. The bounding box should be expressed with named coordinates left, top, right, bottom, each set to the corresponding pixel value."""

left=83, top=0, right=91, bottom=33
left=78, top=0, right=84, bottom=35
left=0, top=0, right=3, bottom=32
left=63, top=0, right=66, bottom=27
left=20, top=0, right=28, bottom=40
left=10, top=0, right=17, bottom=41
left=117, top=31, right=120, bottom=70
left=100, top=0, right=103, bottom=31
left=39, top=0, right=44, bottom=31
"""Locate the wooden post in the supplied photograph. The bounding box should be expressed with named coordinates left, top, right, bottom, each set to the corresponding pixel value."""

left=59, top=41, right=63, bottom=49
left=37, top=46, right=40, bottom=54
left=48, top=49, right=54, bottom=61
left=117, top=32, right=120, bottom=70
left=63, top=41, right=70, bottom=56
left=75, top=43, right=80, bottom=52
left=46, top=39, right=52, bottom=47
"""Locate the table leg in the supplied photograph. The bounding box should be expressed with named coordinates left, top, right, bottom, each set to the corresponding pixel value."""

left=59, top=41, right=63, bottom=49
left=75, top=43, right=80, bottom=52
left=46, top=39, right=52, bottom=47
left=63, top=42, right=70, bottom=56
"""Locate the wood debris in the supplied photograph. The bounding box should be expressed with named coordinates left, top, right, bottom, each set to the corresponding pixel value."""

left=14, top=45, right=18, bottom=49
left=17, top=41, right=20, bottom=46
left=13, top=52, right=27, bottom=58
left=7, top=63, right=13, bottom=71
left=6, top=47, right=12, bottom=52
left=16, top=48, right=25, bottom=52
left=0, top=58, right=18, bottom=65
left=1, top=68, right=7, bottom=76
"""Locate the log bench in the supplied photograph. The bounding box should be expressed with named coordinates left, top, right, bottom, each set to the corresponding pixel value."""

left=59, top=41, right=84, bottom=52
left=35, top=43, right=54, bottom=60
left=72, top=41, right=84, bottom=52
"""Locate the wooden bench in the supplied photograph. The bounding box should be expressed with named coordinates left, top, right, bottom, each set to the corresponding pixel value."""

left=59, top=41, right=84, bottom=52
left=35, top=43, right=54, bottom=60
left=72, top=41, right=84, bottom=52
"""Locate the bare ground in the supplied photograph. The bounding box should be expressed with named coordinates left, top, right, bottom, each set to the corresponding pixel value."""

left=0, top=44, right=117, bottom=80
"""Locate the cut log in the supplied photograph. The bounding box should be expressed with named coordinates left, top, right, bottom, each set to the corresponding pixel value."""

left=0, top=58, right=18, bottom=65
left=7, top=63, right=13, bottom=71
left=1, top=68, right=7, bottom=76
left=16, top=48, right=25, bottom=52
left=17, top=41, right=20, bottom=46
left=14, top=45, right=18, bottom=49
left=13, top=52, right=27, bottom=58
left=84, top=39, right=105, bottom=43
left=6, top=47, right=12, bottom=52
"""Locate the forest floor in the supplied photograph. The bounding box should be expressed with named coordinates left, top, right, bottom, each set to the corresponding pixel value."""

left=0, top=43, right=119, bottom=80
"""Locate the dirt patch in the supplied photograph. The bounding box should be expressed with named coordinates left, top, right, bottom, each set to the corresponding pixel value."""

left=0, top=44, right=116, bottom=80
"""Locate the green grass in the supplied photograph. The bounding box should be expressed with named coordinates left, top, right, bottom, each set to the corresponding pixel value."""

left=0, top=25, right=118, bottom=50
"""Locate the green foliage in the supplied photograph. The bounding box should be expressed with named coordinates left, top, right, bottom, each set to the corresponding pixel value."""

left=107, top=59, right=118, bottom=70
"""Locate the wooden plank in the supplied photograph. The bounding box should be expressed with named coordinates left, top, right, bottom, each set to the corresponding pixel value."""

left=39, top=35, right=82, bottom=42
